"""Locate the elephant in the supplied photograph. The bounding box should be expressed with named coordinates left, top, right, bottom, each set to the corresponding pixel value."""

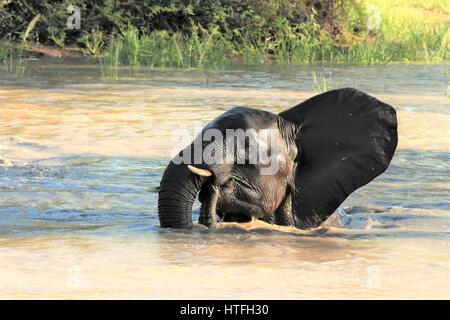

left=158, top=88, right=398, bottom=229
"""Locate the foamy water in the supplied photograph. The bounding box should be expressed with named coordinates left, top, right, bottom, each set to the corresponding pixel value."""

left=0, top=59, right=449, bottom=299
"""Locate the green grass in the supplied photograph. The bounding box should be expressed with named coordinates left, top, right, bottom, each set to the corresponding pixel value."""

left=266, top=0, right=449, bottom=65
left=100, top=0, right=449, bottom=71
left=0, top=46, right=8, bottom=62
left=80, top=30, right=105, bottom=56
left=311, top=71, right=330, bottom=93
left=101, top=25, right=230, bottom=71
left=1, top=54, right=26, bottom=77
left=0, top=42, right=26, bottom=77
left=2, top=0, right=448, bottom=75
left=365, top=0, right=449, bottom=62
left=0, top=15, right=41, bottom=77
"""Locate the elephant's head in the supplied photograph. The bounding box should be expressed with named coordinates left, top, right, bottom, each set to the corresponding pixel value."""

left=158, top=88, right=398, bottom=229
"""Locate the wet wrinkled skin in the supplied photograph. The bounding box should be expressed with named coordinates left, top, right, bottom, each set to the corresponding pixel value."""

left=158, top=88, right=398, bottom=230
left=196, top=108, right=298, bottom=226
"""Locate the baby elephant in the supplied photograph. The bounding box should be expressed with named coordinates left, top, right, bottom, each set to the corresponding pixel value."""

left=158, top=88, right=398, bottom=229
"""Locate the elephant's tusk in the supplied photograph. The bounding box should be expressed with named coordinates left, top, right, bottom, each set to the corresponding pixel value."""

left=187, top=165, right=213, bottom=177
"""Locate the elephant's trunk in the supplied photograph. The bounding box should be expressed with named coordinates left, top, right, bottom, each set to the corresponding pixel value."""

left=158, top=160, right=205, bottom=228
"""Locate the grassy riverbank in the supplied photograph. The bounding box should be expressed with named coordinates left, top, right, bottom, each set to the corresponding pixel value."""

left=102, top=0, right=449, bottom=68
left=1, top=0, right=449, bottom=70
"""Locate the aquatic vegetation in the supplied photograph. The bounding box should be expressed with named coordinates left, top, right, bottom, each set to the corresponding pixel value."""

left=119, top=25, right=140, bottom=66
left=101, top=25, right=230, bottom=69
left=99, top=36, right=121, bottom=80
left=0, top=45, right=8, bottom=62
left=1, top=54, right=25, bottom=77
left=311, top=71, right=331, bottom=93
left=272, top=16, right=333, bottom=64
left=0, top=15, right=40, bottom=77
left=80, top=30, right=104, bottom=56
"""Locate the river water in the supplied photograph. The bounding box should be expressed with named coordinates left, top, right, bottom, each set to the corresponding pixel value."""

left=0, top=59, right=449, bottom=299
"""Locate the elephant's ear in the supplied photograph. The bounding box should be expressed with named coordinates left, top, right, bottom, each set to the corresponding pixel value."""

left=278, top=88, right=398, bottom=228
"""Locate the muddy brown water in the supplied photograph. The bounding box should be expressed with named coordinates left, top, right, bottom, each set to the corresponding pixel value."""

left=0, top=59, right=449, bottom=298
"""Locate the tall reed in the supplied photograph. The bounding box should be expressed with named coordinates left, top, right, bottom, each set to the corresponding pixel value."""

left=0, top=15, right=40, bottom=76
left=101, top=24, right=230, bottom=70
